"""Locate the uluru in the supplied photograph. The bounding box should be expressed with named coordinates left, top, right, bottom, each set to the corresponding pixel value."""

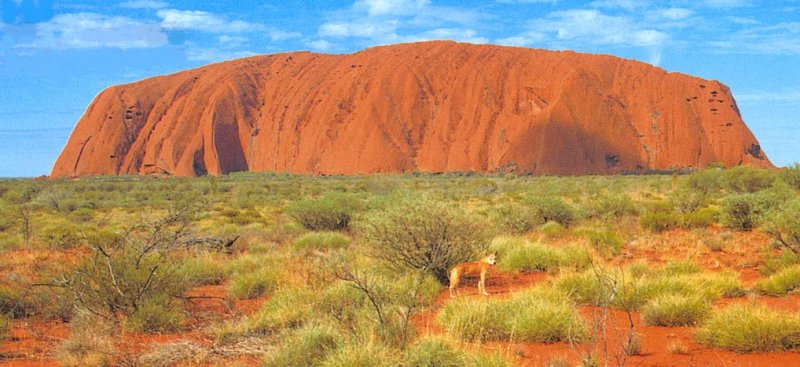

left=51, top=41, right=772, bottom=177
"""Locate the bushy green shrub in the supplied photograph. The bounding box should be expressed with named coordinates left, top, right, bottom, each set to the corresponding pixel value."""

left=0, top=313, right=9, bottom=341
left=721, top=193, right=764, bottom=231
left=587, top=194, right=638, bottom=219
left=640, top=212, right=681, bottom=232
left=437, top=287, right=584, bottom=343
left=681, top=207, right=720, bottom=229
left=541, top=221, right=566, bottom=237
left=292, top=231, right=350, bottom=252
left=684, top=167, right=723, bottom=195
left=670, top=189, right=708, bottom=214
left=641, top=294, right=709, bottom=326
left=697, top=304, right=800, bottom=352
left=722, top=166, right=775, bottom=193
left=754, top=266, right=800, bottom=296
left=779, top=163, right=800, bottom=190
left=178, top=255, right=227, bottom=287
left=263, top=324, right=342, bottom=367
left=286, top=192, right=361, bottom=231
left=490, top=237, right=591, bottom=273
left=527, top=197, right=576, bottom=227
left=356, top=195, right=490, bottom=284
left=39, top=224, right=84, bottom=249
left=492, top=202, right=535, bottom=234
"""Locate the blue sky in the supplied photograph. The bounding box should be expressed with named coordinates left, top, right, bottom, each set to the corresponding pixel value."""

left=0, top=0, right=798, bottom=177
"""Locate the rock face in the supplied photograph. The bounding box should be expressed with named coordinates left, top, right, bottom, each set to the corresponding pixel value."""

left=52, top=41, right=771, bottom=177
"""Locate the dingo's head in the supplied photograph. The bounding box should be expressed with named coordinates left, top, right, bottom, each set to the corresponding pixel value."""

left=483, top=252, right=497, bottom=265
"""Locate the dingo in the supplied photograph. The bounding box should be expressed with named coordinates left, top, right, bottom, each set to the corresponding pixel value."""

left=448, top=253, right=497, bottom=297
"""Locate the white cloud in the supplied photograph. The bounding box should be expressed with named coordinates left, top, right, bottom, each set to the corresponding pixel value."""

left=218, top=35, right=248, bottom=48
left=355, top=0, right=429, bottom=16
left=657, top=8, right=693, bottom=20
left=315, top=0, right=486, bottom=49
left=157, top=9, right=264, bottom=33
left=530, top=9, right=669, bottom=47
left=699, top=0, right=752, bottom=8
left=267, top=29, right=302, bottom=42
left=119, top=0, right=168, bottom=9
left=17, top=13, right=167, bottom=50
left=710, top=22, right=800, bottom=55
left=184, top=44, right=257, bottom=62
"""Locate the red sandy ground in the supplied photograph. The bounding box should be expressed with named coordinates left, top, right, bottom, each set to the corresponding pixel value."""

left=3, top=228, right=800, bottom=366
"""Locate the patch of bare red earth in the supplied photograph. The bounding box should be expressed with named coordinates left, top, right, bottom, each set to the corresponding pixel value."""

left=0, top=282, right=263, bottom=367
left=413, top=268, right=800, bottom=367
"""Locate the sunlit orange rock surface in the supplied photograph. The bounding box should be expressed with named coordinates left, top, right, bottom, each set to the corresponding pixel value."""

left=51, top=41, right=772, bottom=177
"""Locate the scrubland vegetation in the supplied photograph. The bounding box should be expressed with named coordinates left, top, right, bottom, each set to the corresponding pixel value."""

left=0, top=164, right=799, bottom=365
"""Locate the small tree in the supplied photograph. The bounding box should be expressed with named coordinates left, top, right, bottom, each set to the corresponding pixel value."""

left=356, top=195, right=490, bottom=284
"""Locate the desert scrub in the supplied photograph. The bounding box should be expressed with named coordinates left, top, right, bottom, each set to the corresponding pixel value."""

left=125, top=296, right=184, bottom=333
left=178, top=254, right=227, bottom=287
left=584, top=228, right=624, bottom=257
left=0, top=313, right=10, bottom=341
left=681, top=207, right=720, bottom=229
left=490, top=237, right=591, bottom=273
left=217, top=288, right=316, bottom=343
left=405, top=336, right=465, bottom=367
left=263, top=324, right=342, bottom=367
left=321, top=343, right=401, bottom=367
left=492, top=202, right=535, bottom=234
left=641, top=294, right=710, bottom=326
left=721, top=193, right=765, bottom=231
left=292, top=231, right=350, bottom=252
left=541, top=221, right=566, bottom=237
left=286, top=192, right=361, bottom=231
left=721, top=166, right=775, bottom=193
left=697, top=303, right=800, bottom=352
left=356, top=194, right=490, bottom=284
left=754, top=266, right=800, bottom=296
left=640, top=212, right=681, bottom=232
left=437, top=287, right=584, bottom=343
left=766, top=199, right=800, bottom=254
left=229, top=269, right=278, bottom=299
left=39, top=223, right=86, bottom=249
left=526, top=196, right=576, bottom=227
left=586, top=193, right=637, bottom=220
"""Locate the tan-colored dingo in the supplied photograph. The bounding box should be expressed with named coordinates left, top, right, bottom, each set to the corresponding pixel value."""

left=448, top=253, right=497, bottom=297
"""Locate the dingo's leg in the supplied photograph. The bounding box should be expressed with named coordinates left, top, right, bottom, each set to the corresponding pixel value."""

left=480, top=270, right=490, bottom=296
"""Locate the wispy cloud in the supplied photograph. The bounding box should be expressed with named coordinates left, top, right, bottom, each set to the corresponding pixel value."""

left=736, top=89, right=800, bottom=103
left=15, top=13, right=167, bottom=50
left=119, top=0, right=168, bottom=9
left=709, top=22, right=800, bottom=55
left=313, top=0, right=486, bottom=51
left=156, top=9, right=263, bottom=33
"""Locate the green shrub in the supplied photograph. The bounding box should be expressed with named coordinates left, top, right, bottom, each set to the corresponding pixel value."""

left=527, top=197, right=576, bottom=227
left=779, top=163, right=800, bottom=190
left=286, top=192, right=361, bottom=231
left=247, top=288, right=315, bottom=334
left=585, top=229, right=624, bottom=256
left=641, top=294, right=709, bottom=326
left=356, top=195, right=490, bottom=284
left=125, top=296, right=184, bottom=333
left=722, top=166, right=775, bottom=193
left=660, top=260, right=700, bottom=276
left=697, top=304, right=800, bottom=352
left=684, top=167, right=723, bottom=195
left=40, top=224, right=84, bottom=249
left=681, top=207, right=720, bottom=229
left=229, top=270, right=278, bottom=300
left=263, top=324, right=342, bottom=367
left=541, top=221, right=566, bottom=237
left=317, top=282, right=367, bottom=325
left=68, top=208, right=96, bottom=222
left=178, top=255, right=227, bottom=287
left=587, top=194, right=637, bottom=219
left=766, top=199, right=800, bottom=254
left=292, top=231, right=350, bottom=252
left=491, top=237, right=591, bottom=273
left=466, top=352, right=513, bottom=367
left=670, top=189, right=708, bottom=214
left=754, top=266, right=800, bottom=296
left=640, top=212, right=681, bottom=232
left=322, top=343, right=401, bottom=367
left=492, top=203, right=535, bottom=234
left=721, top=194, right=765, bottom=231
left=437, top=287, right=584, bottom=343
left=405, top=336, right=464, bottom=367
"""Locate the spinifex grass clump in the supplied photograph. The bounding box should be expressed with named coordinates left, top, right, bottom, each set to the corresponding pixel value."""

left=286, top=192, right=362, bottom=231
left=489, top=237, right=591, bottom=273
left=753, top=265, right=800, bottom=296
left=436, top=287, right=585, bottom=343
left=641, top=294, right=709, bottom=327
left=292, top=231, right=350, bottom=252
left=697, top=303, right=800, bottom=352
